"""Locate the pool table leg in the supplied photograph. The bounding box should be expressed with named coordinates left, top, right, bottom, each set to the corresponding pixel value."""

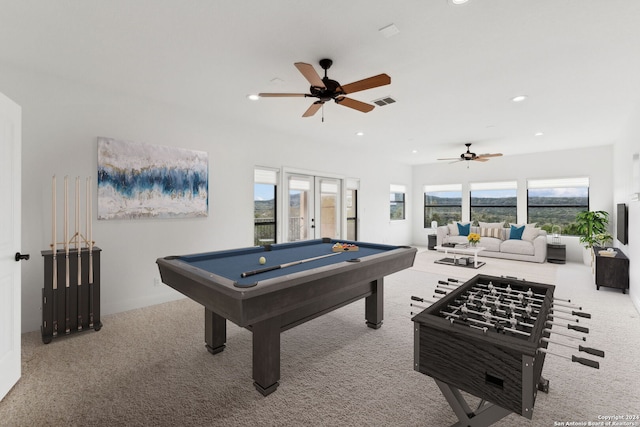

left=252, top=316, right=280, bottom=396
left=365, top=278, right=384, bottom=329
left=204, top=308, right=226, bottom=354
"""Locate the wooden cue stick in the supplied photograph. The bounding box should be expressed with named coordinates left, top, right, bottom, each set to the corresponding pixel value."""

left=64, top=176, right=70, bottom=333
left=240, top=252, right=341, bottom=278
left=87, top=177, right=94, bottom=328
left=76, top=177, right=82, bottom=330
left=52, top=175, right=58, bottom=336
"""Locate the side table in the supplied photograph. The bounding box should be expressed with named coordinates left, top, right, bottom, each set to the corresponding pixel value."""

left=547, top=243, right=566, bottom=264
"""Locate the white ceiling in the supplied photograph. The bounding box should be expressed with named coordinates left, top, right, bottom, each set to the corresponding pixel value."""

left=2, top=0, right=640, bottom=165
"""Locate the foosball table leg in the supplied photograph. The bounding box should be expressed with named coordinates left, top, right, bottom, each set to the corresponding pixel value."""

left=435, top=379, right=513, bottom=427
left=537, top=375, right=550, bottom=393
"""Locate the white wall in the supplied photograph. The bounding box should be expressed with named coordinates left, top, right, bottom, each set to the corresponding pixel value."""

left=613, top=102, right=640, bottom=313
left=411, top=146, right=614, bottom=263
left=0, top=65, right=412, bottom=333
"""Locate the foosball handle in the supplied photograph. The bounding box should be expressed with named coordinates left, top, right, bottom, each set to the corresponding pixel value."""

left=572, top=355, right=599, bottom=369
left=568, top=324, right=589, bottom=334
left=434, top=289, right=447, bottom=295
left=572, top=310, right=591, bottom=319
left=579, top=345, right=605, bottom=358
left=411, top=295, right=424, bottom=302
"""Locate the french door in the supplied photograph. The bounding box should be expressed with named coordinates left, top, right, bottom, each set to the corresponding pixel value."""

left=284, top=173, right=341, bottom=242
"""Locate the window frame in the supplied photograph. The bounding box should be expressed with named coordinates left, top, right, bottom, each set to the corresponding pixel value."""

left=469, top=181, right=518, bottom=224
left=527, top=177, right=590, bottom=234
left=423, top=184, right=463, bottom=227
left=390, top=184, right=406, bottom=221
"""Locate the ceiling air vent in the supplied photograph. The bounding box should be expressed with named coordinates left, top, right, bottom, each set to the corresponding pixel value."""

left=373, top=96, right=396, bottom=106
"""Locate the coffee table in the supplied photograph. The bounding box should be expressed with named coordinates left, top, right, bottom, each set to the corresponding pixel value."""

left=434, top=245, right=486, bottom=269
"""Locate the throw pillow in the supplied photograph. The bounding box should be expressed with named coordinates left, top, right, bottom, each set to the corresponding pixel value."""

left=457, top=222, right=470, bottom=236
left=480, top=227, right=504, bottom=239
left=447, top=223, right=459, bottom=236
left=510, top=225, right=525, bottom=240
left=479, top=221, right=505, bottom=229
left=522, top=226, right=541, bottom=242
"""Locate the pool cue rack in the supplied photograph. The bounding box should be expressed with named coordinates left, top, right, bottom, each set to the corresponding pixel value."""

left=41, top=175, right=102, bottom=344
left=41, top=247, right=102, bottom=343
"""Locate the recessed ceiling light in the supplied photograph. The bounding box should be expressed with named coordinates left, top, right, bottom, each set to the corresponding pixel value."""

left=450, top=0, right=469, bottom=4
left=355, top=131, right=364, bottom=136
left=535, top=132, right=544, bottom=136
left=412, top=150, right=418, bottom=154
left=247, top=94, right=260, bottom=101
left=511, top=95, right=528, bottom=103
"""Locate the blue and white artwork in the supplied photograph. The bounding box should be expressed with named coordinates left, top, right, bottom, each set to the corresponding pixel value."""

left=97, top=137, right=208, bottom=220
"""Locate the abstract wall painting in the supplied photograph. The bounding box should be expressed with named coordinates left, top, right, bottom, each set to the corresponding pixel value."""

left=97, top=137, right=208, bottom=220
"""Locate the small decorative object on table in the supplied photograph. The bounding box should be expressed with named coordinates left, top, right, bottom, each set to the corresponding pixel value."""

left=467, top=232, right=480, bottom=247
left=331, top=242, right=359, bottom=252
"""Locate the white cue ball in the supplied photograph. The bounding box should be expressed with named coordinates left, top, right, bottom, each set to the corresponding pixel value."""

left=259, top=256, right=266, bottom=265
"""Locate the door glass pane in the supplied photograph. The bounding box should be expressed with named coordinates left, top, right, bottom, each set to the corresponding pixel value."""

left=346, top=189, right=357, bottom=240
left=288, top=177, right=310, bottom=241
left=319, top=179, right=339, bottom=239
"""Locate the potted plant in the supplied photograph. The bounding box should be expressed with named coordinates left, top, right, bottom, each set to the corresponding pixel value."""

left=575, top=210, right=612, bottom=265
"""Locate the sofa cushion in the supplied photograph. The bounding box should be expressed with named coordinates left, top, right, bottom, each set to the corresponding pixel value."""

left=522, top=226, right=542, bottom=242
left=448, top=222, right=469, bottom=236
left=500, top=239, right=535, bottom=255
left=480, top=237, right=502, bottom=252
left=480, top=227, right=505, bottom=240
left=509, top=225, right=525, bottom=240
left=457, top=222, right=470, bottom=236
left=479, top=221, right=505, bottom=229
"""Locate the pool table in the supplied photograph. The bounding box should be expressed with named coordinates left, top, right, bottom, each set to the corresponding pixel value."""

left=156, top=238, right=416, bottom=395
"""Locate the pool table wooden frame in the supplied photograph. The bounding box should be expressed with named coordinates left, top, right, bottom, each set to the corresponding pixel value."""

left=156, top=238, right=416, bottom=395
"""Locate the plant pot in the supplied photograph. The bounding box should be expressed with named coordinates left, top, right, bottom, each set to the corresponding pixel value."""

left=582, top=246, right=593, bottom=266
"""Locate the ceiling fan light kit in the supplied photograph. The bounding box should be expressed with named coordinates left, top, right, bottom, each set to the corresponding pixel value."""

left=258, top=59, right=391, bottom=119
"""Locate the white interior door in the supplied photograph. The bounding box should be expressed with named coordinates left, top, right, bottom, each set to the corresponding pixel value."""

left=315, top=177, right=341, bottom=239
left=0, top=92, right=22, bottom=401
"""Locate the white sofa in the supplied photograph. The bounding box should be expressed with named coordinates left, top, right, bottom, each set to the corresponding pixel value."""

left=436, top=222, right=548, bottom=263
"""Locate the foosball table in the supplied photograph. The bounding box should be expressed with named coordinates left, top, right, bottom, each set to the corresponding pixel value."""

left=411, top=274, right=603, bottom=427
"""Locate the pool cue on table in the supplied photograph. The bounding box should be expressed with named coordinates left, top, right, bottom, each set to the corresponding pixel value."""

left=240, top=252, right=341, bottom=278
left=76, top=177, right=82, bottom=331
left=64, top=176, right=70, bottom=333
left=52, top=175, right=58, bottom=337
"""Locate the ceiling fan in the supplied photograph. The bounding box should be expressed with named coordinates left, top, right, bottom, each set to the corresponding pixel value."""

left=438, top=143, right=503, bottom=163
left=258, top=59, right=391, bottom=118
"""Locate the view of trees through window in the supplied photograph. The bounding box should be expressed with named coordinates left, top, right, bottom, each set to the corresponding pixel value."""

left=254, top=183, right=276, bottom=246
left=424, top=191, right=462, bottom=226
left=528, top=186, right=588, bottom=234
left=470, top=188, right=517, bottom=224
left=390, top=192, right=406, bottom=220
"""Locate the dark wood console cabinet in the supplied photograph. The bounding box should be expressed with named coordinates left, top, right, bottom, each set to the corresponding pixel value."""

left=594, top=246, right=629, bottom=294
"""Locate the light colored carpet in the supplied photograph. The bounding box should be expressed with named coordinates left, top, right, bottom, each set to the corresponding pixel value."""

left=1, top=249, right=638, bottom=426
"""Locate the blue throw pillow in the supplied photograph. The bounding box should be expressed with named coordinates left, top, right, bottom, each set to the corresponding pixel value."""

left=510, top=225, right=525, bottom=240
left=457, top=222, right=470, bottom=236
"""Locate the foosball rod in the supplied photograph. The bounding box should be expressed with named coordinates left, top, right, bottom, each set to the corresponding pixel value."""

left=454, top=304, right=536, bottom=329
left=541, top=337, right=605, bottom=358
left=546, top=320, right=589, bottom=334
left=470, top=284, right=591, bottom=317
left=537, top=348, right=600, bottom=369
left=544, top=328, right=586, bottom=342
left=478, top=282, right=576, bottom=307
left=451, top=292, right=540, bottom=320
left=440, top=310, right=530, bottom=336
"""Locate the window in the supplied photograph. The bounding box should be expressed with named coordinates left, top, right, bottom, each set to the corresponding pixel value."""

left=470, top=181, right=517, bottom=224
left=423, top=184, right=462, bottom=227
left=254, top=168, right=278, bottom=245
left=527, top=177, right=589, bottom=234
left=390, top=184, right=406, bottom=220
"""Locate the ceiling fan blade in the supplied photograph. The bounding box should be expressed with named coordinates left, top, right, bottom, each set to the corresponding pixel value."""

left=335, top=96, right=375, bottom=113
left=302, top=101, right=323, bottom=117
left=294, top=62, right=326, bottom=89
left=339, top=73, right=391, bottom=94
left=477, top=153, right=503, bottom=158
left=437, top=157, right=462, bottom=161
left=473, top=158, right=490, bottom=162
left=258, top=93, right=308, bottom=97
